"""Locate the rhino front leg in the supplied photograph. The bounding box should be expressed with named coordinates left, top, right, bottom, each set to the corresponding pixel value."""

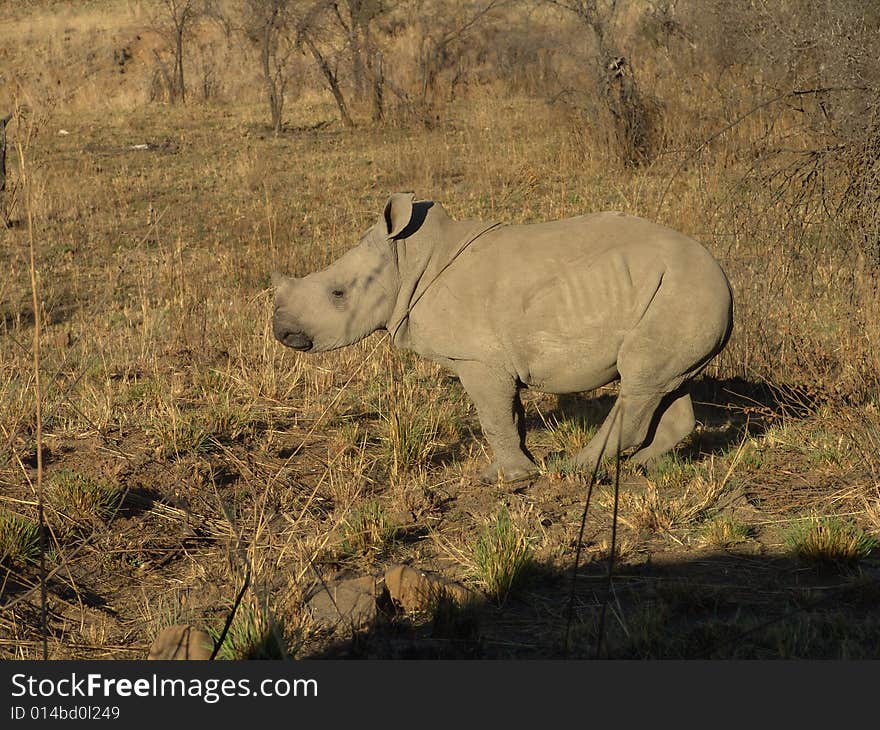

left=454, top=361, right=538, bottom=484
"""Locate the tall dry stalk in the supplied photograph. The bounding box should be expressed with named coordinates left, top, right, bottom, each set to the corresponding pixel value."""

left=17, top=138, right=47, bottom=660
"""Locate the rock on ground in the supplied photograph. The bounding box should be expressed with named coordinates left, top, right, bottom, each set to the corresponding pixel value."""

left=147, top=624, right=214, bottom=660
left=384, top=564, right=473, bottom=613
left=305, top=576, right=381, bottom=631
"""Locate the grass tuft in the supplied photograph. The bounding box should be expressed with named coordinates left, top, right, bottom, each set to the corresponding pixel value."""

left=139, top=588, right=204, bottom=637
left=700, top=515, right=752, bottom=549
left=381, top=401, right=443, bottom=479
left=341, top=501, right=397, bottom=557
left=48, top=470, right=122, bottom=525
left=0, top=511, right=42, bottom=567
left=542, top=453, right=586, bottom=478
left=783, top=515, right=877, bottom=567
left=148, top=405, right=210, bottom=459
left=208, top=604, right=289, bottom=660
left=542, top=414, right=597, bottom=455
left=468, top=505, right=534, bottom=605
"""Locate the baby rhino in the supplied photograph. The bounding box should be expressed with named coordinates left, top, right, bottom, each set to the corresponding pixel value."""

left=273, top=193, right=733, bottom=483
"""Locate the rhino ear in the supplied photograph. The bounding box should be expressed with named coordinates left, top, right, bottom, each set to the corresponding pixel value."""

left=383, top=192, right=415, bottom=239
left=270, top=271, right=283, bottom=287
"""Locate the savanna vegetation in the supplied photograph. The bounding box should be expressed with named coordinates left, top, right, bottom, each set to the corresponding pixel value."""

left=1, top=0, right=880, bottom=659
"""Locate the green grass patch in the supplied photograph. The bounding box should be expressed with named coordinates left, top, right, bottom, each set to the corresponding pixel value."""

left=468, top=506, right=534, bottom=605
left=783, top=515, right=877, bottom=567
left=208, top=605, right=289, bottom=660
left=700, top=515, right=752, bottom=549
left=148, top=408, right=210, bottom=459
left=647, top=452, right=702, bottom=484
left=0, top=511, right=42, bottom=567
left=541, top=414, right=597, bottom=455
left=148, top=396, right=263, bottom=459
left=542, top=453, right=586, bottom=477
left=48, top=470, right=122, bottom=525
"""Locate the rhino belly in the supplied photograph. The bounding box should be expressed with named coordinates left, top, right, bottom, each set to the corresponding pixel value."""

left=510, top=329, right=623, bottom=394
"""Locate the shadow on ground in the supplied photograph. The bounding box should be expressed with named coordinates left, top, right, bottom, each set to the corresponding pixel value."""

left=544, top=376, right=819, bottom=458
left=300, top=545, right=880, bottom=660
left=295, top=377, right=878, bottom=660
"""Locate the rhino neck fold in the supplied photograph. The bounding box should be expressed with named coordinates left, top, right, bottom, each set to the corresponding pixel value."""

left=387, top=215, right=493, bottom=349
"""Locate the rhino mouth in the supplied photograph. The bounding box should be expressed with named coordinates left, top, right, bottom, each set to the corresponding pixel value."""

left=275, top=327, right=313, bottom=352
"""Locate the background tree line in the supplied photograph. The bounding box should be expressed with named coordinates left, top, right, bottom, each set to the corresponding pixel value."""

left=145, top=0, right=880, bottom=263
left=6, top=1, right=880, bottom=262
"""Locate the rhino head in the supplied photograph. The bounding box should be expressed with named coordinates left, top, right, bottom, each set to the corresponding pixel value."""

left=272, top=193, right=418, bottom=352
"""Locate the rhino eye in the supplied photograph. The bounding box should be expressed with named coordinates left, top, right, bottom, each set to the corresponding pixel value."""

left=330, top=288, right=346, bottom=303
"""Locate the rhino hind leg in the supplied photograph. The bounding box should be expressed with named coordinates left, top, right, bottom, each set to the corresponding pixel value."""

left=454, top=360, right=539, bottom=484
left=573, top=388, right=671, bottom=472
left=630, top=389, right=696, bottom=467
left=574, top=278, right=723, bottom=472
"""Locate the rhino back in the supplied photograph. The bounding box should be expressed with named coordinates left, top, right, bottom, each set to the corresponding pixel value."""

left=405, top=212, right=731, bottom=391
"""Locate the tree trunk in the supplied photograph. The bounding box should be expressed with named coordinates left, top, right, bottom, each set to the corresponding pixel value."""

left=0, top=113, right=9, bottom=195
left=596, top=50, right=650, bottom=166
left=571, top=6, right=651, bottom=165
left=262, top=23, right=283, bottom=134
left=306, top=38, right=354, bottom=128
left=174, top=29, right=186, bottom=102
left=342, top=0, right=368, bottom=101
left=349, top=24, right=365, bottom=99
left=0, top=112, right=9, bottom=224
left=372, top=51, right=384, bottom=123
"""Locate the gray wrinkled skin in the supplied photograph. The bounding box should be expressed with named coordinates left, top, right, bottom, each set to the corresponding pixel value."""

left=273, top=193, right=734, bottom=483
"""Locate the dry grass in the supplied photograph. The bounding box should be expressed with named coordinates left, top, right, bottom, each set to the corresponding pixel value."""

left=700, top=516, right=752, bottom=549
left=340, top=501, right=398, bottom=558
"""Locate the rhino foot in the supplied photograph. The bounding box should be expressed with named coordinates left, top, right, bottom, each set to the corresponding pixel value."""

left=479, top=460, right=539, bottom=485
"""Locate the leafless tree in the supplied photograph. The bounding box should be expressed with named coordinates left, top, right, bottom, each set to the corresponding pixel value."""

left=548, top=0, right=654, bottom=165
left=305, top=39, right=354, bottom=127
left=297, top=2, right=357, bottom=128
left=331, top=1, right=385, bottom=120
left=679, top=0, right=880, bottom=265
left=150, top=0, right=202, bottom=103
left=414, top=1, right=505, bottom=120
left=239, top=1, right=375, bottom=131
left=242, top=0, right=302, bottom=133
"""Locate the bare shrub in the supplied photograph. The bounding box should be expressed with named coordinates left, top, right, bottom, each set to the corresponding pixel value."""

left=547, top=0, right=658, bottom=165
left=147, top=0, right=204, bottom=104
left=241, top=0, right=303, bottom=133
left=333, top=1, right=387, bottom=121
left=361, top=0, right=509, bottom=126
left=679, top=0, right=880, bottom=264
left=414, top=1, right=505, bottom=119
